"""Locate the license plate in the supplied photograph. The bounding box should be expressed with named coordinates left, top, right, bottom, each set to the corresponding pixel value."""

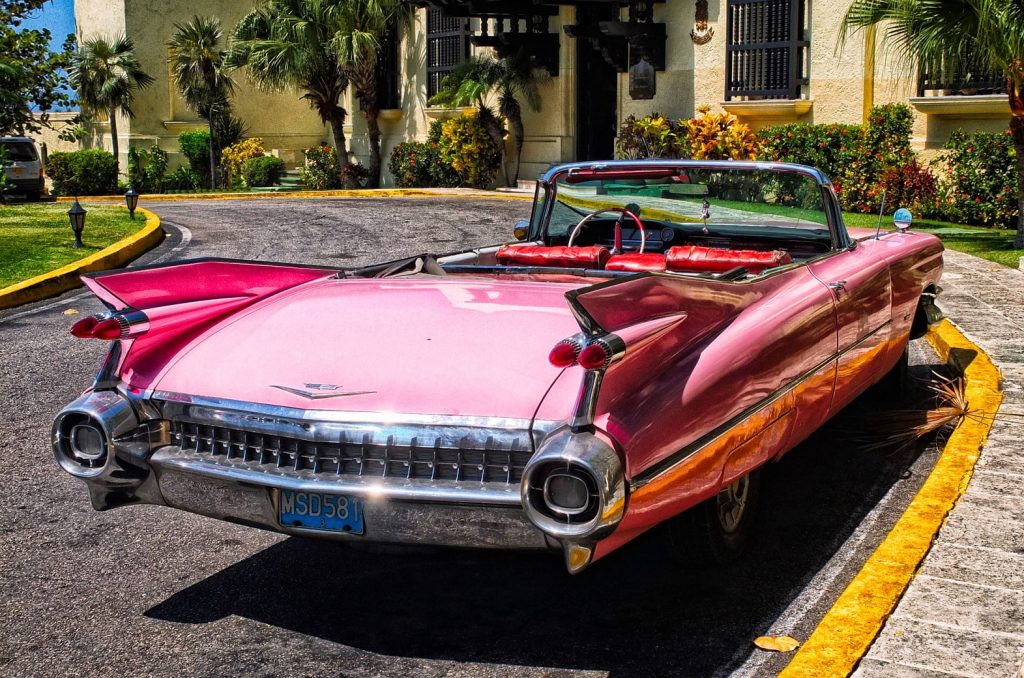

left=279, top=490, right=364, bottom=534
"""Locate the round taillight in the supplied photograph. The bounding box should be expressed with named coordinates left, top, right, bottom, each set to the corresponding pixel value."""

left=549, top=340, right=580, bottom=368
left=70, top=316, right=99, bottom=338
left=92, top=317, right=123, bottom=340
left=578, top=342, right=613, bottom=370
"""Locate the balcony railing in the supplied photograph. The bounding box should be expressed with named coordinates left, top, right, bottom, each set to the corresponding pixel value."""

left=725, top=0, right=809, bottom=101
left=917, top=53, right=1007, bottom=96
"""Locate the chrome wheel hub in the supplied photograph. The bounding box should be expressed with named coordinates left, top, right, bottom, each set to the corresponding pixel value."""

left=715, top=475, right=749, bottom=534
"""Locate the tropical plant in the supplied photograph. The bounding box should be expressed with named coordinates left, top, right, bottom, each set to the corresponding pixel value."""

left=167, top=16, right=236, bottom=188
left=68, top=34, right=153, bottom=177
left=683, top=105, right=760, bottom=160
left=430, top=50, right=546, bottom=186
left=127, top=144, right=169, bottom=193
left=437, top=111, right=503, bottom=188
left=0, top=1, right=76, bottom=136
left=221, top=138, right=267, bottom=187
left=165, top=165, right=202, bottom=192
left=388, top=141, right=434, bottom=187
left=227, top=0, right=351, bottom=167
left=330, top=0, right=413, bottom=188
left=301, top=144, right=341, bottom=189
left=841, top=0, right=1024, bottom=246
left=616, top=113, right=686, bottom=159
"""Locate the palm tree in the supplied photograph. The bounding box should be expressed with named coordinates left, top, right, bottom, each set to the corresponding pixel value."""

left=430, top=51, right=546, bottom=186
left=167, top=16, right=235, bottom=188
left=331, top=0, right=412, bottom=188
left=842, top=0, right=1024, bottom=246
left=226, top=0, right=351, bottom=166
left=68, top=35, right=153, bottom=177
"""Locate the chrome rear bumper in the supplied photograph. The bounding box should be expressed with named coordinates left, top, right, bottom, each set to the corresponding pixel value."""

left=151, top=448, right=550, bottom=549
left=52, top=389, right=553, bottom=550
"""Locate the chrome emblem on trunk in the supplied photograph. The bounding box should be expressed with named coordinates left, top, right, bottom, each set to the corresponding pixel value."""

left=271, top=383, right=376, bottom=399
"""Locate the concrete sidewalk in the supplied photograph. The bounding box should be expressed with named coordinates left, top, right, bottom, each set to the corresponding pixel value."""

left=856, top=250, right=1024, bottom=677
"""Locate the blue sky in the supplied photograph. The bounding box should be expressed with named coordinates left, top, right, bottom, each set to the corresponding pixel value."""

left=22, top=0, right=77, bottom=110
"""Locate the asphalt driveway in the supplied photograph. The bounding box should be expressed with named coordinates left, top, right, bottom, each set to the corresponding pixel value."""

left=0, top=197, right=943, bottom=677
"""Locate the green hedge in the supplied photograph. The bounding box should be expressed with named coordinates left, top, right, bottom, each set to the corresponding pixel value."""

left=934, top=130, right=1018, bottom=228
left=46, top=149, right=118, bottom=196
left=242, top=155, right=284, bottom=187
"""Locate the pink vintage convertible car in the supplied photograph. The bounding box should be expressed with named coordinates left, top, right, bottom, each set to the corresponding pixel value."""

left=53, top=161, right=943, bottom=573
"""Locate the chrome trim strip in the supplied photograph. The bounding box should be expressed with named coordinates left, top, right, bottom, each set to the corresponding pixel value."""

left=150, top=448, right=523, bottom=506
left=631, top=319, right=893, bottom=488
left=146, top=390, right=561, bottom=433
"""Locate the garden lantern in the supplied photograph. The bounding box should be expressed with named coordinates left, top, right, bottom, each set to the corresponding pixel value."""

left=124, top=187, right=140, bottom=220
left=67, top=199, right=87, bottom=249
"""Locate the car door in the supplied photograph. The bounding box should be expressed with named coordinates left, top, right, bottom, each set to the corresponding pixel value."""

left=808, top=238, right=893, bottom=413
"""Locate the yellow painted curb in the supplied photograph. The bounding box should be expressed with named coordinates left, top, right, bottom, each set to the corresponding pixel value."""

left=779, top=319, right=1003, bottom=677
left=0, top=206, right=163, bottom=310
left=55, top=188, right=534, bottom=203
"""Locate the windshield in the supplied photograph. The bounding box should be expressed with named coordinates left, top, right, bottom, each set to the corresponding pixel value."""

left=2, top=141, right=38, bottom=162
left=533, top=166, right=834, bottom=245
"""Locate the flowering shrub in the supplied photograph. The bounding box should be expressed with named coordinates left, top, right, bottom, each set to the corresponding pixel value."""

left=760, top=104, right=927, bottom=214
left=437, top=112, right=503, bottom=188
left=616, top=113, right=685, bottom=159
left=221, top=138, right=266, bottom=187
left=301, top=145, right=341, bottom=190
left=340, top=162, right=369, bottom=189
left=616, top=107, right=759, bottom=160
left=388, top=142, right=434, bottom=187
left=877, top=159, right=937, bottom=216
left=933, top=130, right=1018, bottom=228
left=683, top=105, right=760, bottom=160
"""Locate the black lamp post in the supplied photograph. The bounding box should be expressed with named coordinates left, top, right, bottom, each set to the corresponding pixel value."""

left=124, top=186, right=139, bottom=220
left=67, top=198, right=87, bottom=249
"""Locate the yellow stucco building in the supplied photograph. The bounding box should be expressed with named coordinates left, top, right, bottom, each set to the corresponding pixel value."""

left=70, top=0, right=1012, bottom=185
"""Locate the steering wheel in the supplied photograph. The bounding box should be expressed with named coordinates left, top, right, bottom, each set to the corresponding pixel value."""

left=567, top=207, right=646, bottom=254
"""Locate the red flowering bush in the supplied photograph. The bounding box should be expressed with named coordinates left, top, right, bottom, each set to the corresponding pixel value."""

left=877, top=159, right=937, bottom=215
left=760, top=104, right=929, bottom=215
left=933, top=129, right=1018, bottom=228
left=388, top=142, right=434, bottom=187
left=301, top=145, right=341, bottom=189
left=387, top=120, right=463, bottom=188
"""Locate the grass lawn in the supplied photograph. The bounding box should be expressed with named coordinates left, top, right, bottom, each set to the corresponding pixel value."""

left=842, top=212, right=1020, bottom=268
left=0, top=203, right=139, bottom=288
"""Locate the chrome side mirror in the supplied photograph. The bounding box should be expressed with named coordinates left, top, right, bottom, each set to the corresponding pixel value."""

left=893, top=207, right=913, bottom=232
left=513, top=220, right=529, bottom=241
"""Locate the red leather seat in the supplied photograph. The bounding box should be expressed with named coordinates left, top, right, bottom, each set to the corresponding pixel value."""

left=666, top=246, right=792, bottom=274
left=605, top=253, right=667, bottom=272
left=496, top=245, right=611, bottom=269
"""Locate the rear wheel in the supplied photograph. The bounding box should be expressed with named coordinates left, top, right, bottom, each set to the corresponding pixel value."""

left=663, top=468, right=762, bottom=566
left=873, top=344, right=910, bottom=400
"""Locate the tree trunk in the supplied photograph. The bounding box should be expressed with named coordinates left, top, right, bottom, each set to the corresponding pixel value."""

left=1011, top=113, right=1024, bottom=249
left=364, top=104, right=382, bottom=189
left=328, top=108, right=348, bottom=168
left=109, top=107, right=120, bottom=184
left=207, top=119, right=216, bottom=190
left=509, top=111, right=525, bottom=187
left=477, top=106, right=508, bottom=187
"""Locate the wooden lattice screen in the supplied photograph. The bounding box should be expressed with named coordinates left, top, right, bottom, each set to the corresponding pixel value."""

left=427, top=7, right=470, bottom=99
left=725, top=0, right=809, bottom=100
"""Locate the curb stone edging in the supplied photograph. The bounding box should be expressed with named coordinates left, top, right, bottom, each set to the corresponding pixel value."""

left=779, top=319, right=1003, bottom=677
left=0, top=206, right=163, bottom=311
